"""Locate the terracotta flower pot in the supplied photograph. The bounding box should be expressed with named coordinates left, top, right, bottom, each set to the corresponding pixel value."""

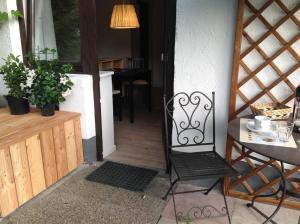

left=5, top=95, right=30, bottom=115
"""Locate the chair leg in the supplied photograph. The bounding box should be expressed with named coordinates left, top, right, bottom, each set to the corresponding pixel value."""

left=118, top=96, right=123, bottom=121
left=162, top=178, right=178, bottom=200
left=204, top=178, right=221, bottom=195
left=167, top=167, right=178, bottom=224
left=221, top=178, right=231, bottom=224
left=170, top=181, right=179, bottom=224
left=147, top=84, right=152, bottom=112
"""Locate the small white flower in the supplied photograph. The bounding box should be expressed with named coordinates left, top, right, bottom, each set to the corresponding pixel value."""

left=20, top=83, right=26, bottom=90
left=60, top=77, right=68, bottom=85
left=25, top=69, right=35, bottom=88
left=26, top=77, right=33, bottom=87
left=62, top=89, right=72, bottom=97
left=28, top=69, right=36, bottom=78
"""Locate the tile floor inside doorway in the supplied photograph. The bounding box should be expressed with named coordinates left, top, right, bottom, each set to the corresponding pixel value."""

left=107, top=107, right=166, bottom=170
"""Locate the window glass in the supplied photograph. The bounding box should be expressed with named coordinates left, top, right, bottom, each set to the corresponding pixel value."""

left=51, top=0, right=80, bottom=61
left=34, top=0, right=80, bottom=61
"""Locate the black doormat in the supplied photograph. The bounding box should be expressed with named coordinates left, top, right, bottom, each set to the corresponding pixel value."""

left=86, top=161, right=158, bottom=191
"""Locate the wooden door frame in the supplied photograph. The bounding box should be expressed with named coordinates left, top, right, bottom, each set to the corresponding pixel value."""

left=162, top=0, right=177, bottom=172
left=78, top=0, right=103, bottom=161
left=20, top=0, right=176, bottom=164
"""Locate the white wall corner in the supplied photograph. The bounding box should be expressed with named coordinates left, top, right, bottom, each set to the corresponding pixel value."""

left=173, top=0, right=238, bottom=156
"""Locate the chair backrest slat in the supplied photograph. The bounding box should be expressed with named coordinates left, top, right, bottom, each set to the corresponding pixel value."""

left=164, top=91, right=216, bottom=154
left=127, top=57, right=145, bottom=69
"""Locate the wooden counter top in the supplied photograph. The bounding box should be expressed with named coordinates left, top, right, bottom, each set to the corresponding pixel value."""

left=0, top=108, right=80, bottom=148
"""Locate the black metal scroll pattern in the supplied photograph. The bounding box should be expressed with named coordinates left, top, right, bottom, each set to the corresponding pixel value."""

left=166, top=91, right=213, bottom=146
left=176, top=205, right=227, bottom=222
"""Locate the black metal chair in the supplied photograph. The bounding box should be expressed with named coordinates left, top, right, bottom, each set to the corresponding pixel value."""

left=113, top=89, right=122, bottom=121
left=163, top=91, right=238, bottom=224
left=127, top=57, right=152, bottom=112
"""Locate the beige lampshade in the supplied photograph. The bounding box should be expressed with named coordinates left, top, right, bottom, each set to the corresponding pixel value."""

left=110, top=4, right=140, bottom=29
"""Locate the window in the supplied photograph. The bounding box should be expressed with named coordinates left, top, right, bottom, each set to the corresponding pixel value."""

left=33, top=0, right=80, bottom=62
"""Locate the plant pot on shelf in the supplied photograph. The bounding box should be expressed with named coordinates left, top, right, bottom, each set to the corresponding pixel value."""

left=41, top=104, right=55, bottom=116
left=5, top=95, right=30, bottom=115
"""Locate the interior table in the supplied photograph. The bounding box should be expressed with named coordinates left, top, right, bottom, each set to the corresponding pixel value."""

left=112, top=68, right=151, bottom=123
left=228, top=117, right=300, bottom=224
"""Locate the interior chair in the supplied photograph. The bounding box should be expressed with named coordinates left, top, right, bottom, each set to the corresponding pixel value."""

left=113, top=89, right=122, bottom=121
left=127, top=57, right=152, bottom=112
left=163, top=91, right=238, bottom=224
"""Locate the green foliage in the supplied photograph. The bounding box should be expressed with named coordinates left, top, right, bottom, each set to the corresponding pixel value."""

left=0, top=11, right=9, bottom=23
left=11, top=10, right=23, bottom=19
left=0, top=54, right=29, bottom=98
left=0, top=10, right=23, bottom=23
left=177, top=214, right=193, bottom=224
left=27, top=48, right=73, bottom=107
left=51, top=0, right=80, bottom=61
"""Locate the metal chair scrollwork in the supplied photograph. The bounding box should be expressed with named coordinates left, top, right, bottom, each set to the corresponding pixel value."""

left=163, top=91, right=238, bottom=224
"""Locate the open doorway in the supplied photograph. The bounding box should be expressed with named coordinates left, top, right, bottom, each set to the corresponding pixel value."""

left=96, top=0, right=167, bottom=169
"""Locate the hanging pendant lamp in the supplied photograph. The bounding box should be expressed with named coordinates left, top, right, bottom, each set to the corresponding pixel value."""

left=110, top=2, right=140, bottom=29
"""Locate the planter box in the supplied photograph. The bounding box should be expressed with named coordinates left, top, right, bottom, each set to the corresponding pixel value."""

left=0, top=108, right=84, bottom=217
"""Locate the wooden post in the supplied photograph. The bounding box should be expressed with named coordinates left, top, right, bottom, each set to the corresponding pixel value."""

left=224, top=0, right=245, bottom=193
left=79, top=0, right=103, bottom=161
left=16, top=0, right=27, bottom=58
left=162, top=0, right=177, bottom=172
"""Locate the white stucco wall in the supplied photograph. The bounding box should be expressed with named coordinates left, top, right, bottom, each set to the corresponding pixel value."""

left=0, top=0, right=22, bottom=64
left=0, top=1, right=12, bottom=66
left=0, top=0, right=22, bottom=106
left=60, top=74, right=96, bottom=140
left=173, top=0, right=238, bottom=155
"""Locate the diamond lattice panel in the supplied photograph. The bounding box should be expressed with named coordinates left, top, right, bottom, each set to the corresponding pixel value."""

left=233, top=0, right=300, bottom=118
left=226, top=0, right=300, bottom=209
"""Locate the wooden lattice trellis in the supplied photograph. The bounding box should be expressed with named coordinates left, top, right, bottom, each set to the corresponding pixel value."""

left=225, top=0, right=300, bottom=209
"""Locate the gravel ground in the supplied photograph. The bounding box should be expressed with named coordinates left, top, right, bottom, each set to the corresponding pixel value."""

left=2, top=164, right=299, bottom=224
left=1, top=164, right=169, bottom=224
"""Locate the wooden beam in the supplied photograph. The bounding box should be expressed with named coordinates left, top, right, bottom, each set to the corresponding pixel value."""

left=16, top=0, right=27, bottom=59
left=79, top=0, right=103, bottom=161
left=228, top=0, right=245, bottom=121
left=26, top=0, right=33, bottom=54
left=225, top=0, right=246, bottom=193
left=162, top=0, right=177, bottom=172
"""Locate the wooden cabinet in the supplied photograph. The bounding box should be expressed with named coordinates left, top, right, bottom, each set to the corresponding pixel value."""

left=0, top=109, right=83, bottom=217
left=98, top=58, right=125, bottom=70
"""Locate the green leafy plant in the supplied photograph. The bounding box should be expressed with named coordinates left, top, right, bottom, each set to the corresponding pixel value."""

left=177, top=214, right=193, bottom=224
left=27, top=48, right=73, bottom=107
left=0, top=54, right=30, bottom=98
left=0, top=10, right=23, bottom=23
left=0, top=12, right=9, bottom=23
left=11, top=10, right=23, bottom=19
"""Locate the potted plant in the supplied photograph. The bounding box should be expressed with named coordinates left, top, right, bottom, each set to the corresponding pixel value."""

left=27, top=48, right=73, bottom=116
left=0, top=54, right=31, bottom=115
